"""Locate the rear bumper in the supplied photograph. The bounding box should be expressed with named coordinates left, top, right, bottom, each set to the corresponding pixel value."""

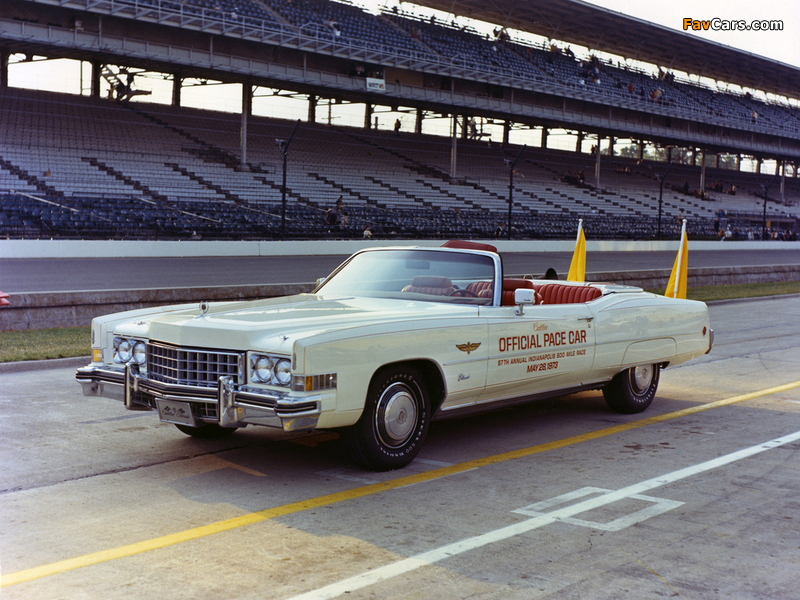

left=76, top=363, right=322, bottom=432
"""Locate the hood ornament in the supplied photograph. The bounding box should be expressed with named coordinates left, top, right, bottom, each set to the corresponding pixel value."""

left=199, top=301, right=210, bottom=315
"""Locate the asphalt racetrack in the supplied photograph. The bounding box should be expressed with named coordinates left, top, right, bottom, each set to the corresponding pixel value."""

left=2, top=247, right=800, bottom=292
left=2, top=295, right=800, bottom=599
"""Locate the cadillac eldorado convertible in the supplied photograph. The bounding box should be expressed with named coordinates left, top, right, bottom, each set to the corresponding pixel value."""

left=76, top=240, right=712, bottom=470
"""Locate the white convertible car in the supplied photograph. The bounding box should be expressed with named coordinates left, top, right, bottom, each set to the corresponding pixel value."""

left=77, top=240, right=713, bottom=470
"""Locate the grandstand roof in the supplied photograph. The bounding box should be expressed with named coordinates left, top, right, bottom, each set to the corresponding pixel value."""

left=420, top=0, right=799, bottom=98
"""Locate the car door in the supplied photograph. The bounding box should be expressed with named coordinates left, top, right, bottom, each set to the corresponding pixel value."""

left=477, top=302, right=596, bottom=404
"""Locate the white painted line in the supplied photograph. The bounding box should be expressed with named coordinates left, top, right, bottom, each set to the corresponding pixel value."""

left=513, top=486, right=684, bottom=532
left=286, top=429, right=800, bottom=600
left=560, top=492, right=684, bottom=532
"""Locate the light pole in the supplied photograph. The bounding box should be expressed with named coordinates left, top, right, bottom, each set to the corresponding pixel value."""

left=280, top=120, right=300, bottom=240
left=506, top=146, right=526, bottom=239
left=657, top=162, right=673, bottom=239
left=761, top=174, right=777, bottom=241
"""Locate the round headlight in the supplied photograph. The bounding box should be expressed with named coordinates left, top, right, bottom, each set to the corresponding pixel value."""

left=132, top=341, right=146, bottom=365
left=254, top=356, right=274, bottom=383
left=116, top=339, right=133, bottom=363
left=275, top=359, right=292, bottom=386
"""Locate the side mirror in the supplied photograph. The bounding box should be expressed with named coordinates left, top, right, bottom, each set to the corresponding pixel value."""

left=514, top=288, right=536, bottom=315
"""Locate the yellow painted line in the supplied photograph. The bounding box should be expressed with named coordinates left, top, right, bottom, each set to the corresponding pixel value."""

left=3, top=380, right=800, bottom=589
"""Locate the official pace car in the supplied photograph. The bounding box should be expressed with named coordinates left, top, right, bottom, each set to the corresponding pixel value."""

left=77, top=240, right=713, bottom=470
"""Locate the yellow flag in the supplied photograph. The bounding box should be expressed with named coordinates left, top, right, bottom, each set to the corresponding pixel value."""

left=665, top=220, right=688, bottom=299
left=567, top=220, right=586, bottom=282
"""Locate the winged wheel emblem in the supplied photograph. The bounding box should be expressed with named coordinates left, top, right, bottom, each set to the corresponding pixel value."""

left=456, top=342, right=481, bottom=355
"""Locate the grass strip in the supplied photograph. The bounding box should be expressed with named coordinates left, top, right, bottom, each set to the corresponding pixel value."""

left=1, top=281, right=799, bottom=363
left=0, top=327, right=90, bottom=363
left=648, top=280, right=800, bottom=302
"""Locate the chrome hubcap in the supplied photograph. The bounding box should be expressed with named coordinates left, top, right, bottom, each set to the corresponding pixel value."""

left=632, top=365, right=653, bottom=393
left=375, top=383, right=418, bottom=448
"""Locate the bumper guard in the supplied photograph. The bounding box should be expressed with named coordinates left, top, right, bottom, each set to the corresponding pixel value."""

left=76, top=364, right=322, bottom=432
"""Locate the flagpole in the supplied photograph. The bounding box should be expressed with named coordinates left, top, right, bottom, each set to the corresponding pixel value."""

left=672, top=219, right=686, bottom=299
left=567, top=219, right=586, bottom=282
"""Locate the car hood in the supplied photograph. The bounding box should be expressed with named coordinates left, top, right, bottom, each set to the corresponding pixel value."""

left=116, top=293, right=479, bottom=352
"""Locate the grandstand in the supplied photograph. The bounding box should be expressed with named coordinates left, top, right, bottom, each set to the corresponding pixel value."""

left=1, top=0, right=799, bottom=242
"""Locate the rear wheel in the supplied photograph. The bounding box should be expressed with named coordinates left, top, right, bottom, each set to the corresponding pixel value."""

left=603, top=364, right=660, bottom=414
left=175, top=423, right=238, bottom=439
left=342, top=366, right=430, bottom=471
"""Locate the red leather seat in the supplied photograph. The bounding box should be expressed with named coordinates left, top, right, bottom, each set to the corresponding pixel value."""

left=532, top=283, right=602, bottom=305
left=501, top=279, right=534, bottom=306
left=466, top=280, right=493, bottom=299
left=402, top=276, right=455, bottom=296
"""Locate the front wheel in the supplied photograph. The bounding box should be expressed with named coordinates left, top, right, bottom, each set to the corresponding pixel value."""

left=342, top=366, right=430, bottom=471
left=603, top=364, right=660, bottom=414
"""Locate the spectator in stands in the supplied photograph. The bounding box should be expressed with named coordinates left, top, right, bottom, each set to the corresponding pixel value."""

left=468, top=118, right=478, bottom=139
left=339, top=210, right=349, bottom=232
left=363, top=225, right=373, bottom=239
left=324, top=205, right=338, bottom=230
left=651, top=88, right=663, bottom=103
left=494, top=223, right=505, bottom=238
left=394, top=118, right=401, bottom=136
left=750, top=110, right=758, bottom=123
left=324, top=20, right=341, bottom=37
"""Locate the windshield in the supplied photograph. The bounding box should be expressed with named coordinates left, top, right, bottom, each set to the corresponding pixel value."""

left=317, top=249, right=497, bottom=305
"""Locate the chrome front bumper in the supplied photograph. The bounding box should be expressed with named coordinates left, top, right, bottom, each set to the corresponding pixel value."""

left=76, top=364, right=322, bottom=432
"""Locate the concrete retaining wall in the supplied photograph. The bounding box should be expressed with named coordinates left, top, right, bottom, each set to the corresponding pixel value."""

left=3, top=265, right=798, bottom=331
left=3, top=238, right=799, bottom=258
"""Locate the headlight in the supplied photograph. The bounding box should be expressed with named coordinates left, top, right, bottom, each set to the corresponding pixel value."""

left=114, top=338, right=132, bottom=363
left=250, top=354, right=291, bottom=386
left=114, top=337, right=147, bottom=365
left=133, top=341, right=146, bottom=365
left=275, top=359, right=292, bottom=386
left=254, top=356, right=274, bottom=383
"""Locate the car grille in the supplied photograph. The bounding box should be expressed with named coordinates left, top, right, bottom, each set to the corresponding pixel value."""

left=147, top=342, right=242, bottom=388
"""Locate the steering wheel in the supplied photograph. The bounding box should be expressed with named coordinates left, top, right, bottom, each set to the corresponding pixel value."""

left=449, top=288, right=478, bottom=298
